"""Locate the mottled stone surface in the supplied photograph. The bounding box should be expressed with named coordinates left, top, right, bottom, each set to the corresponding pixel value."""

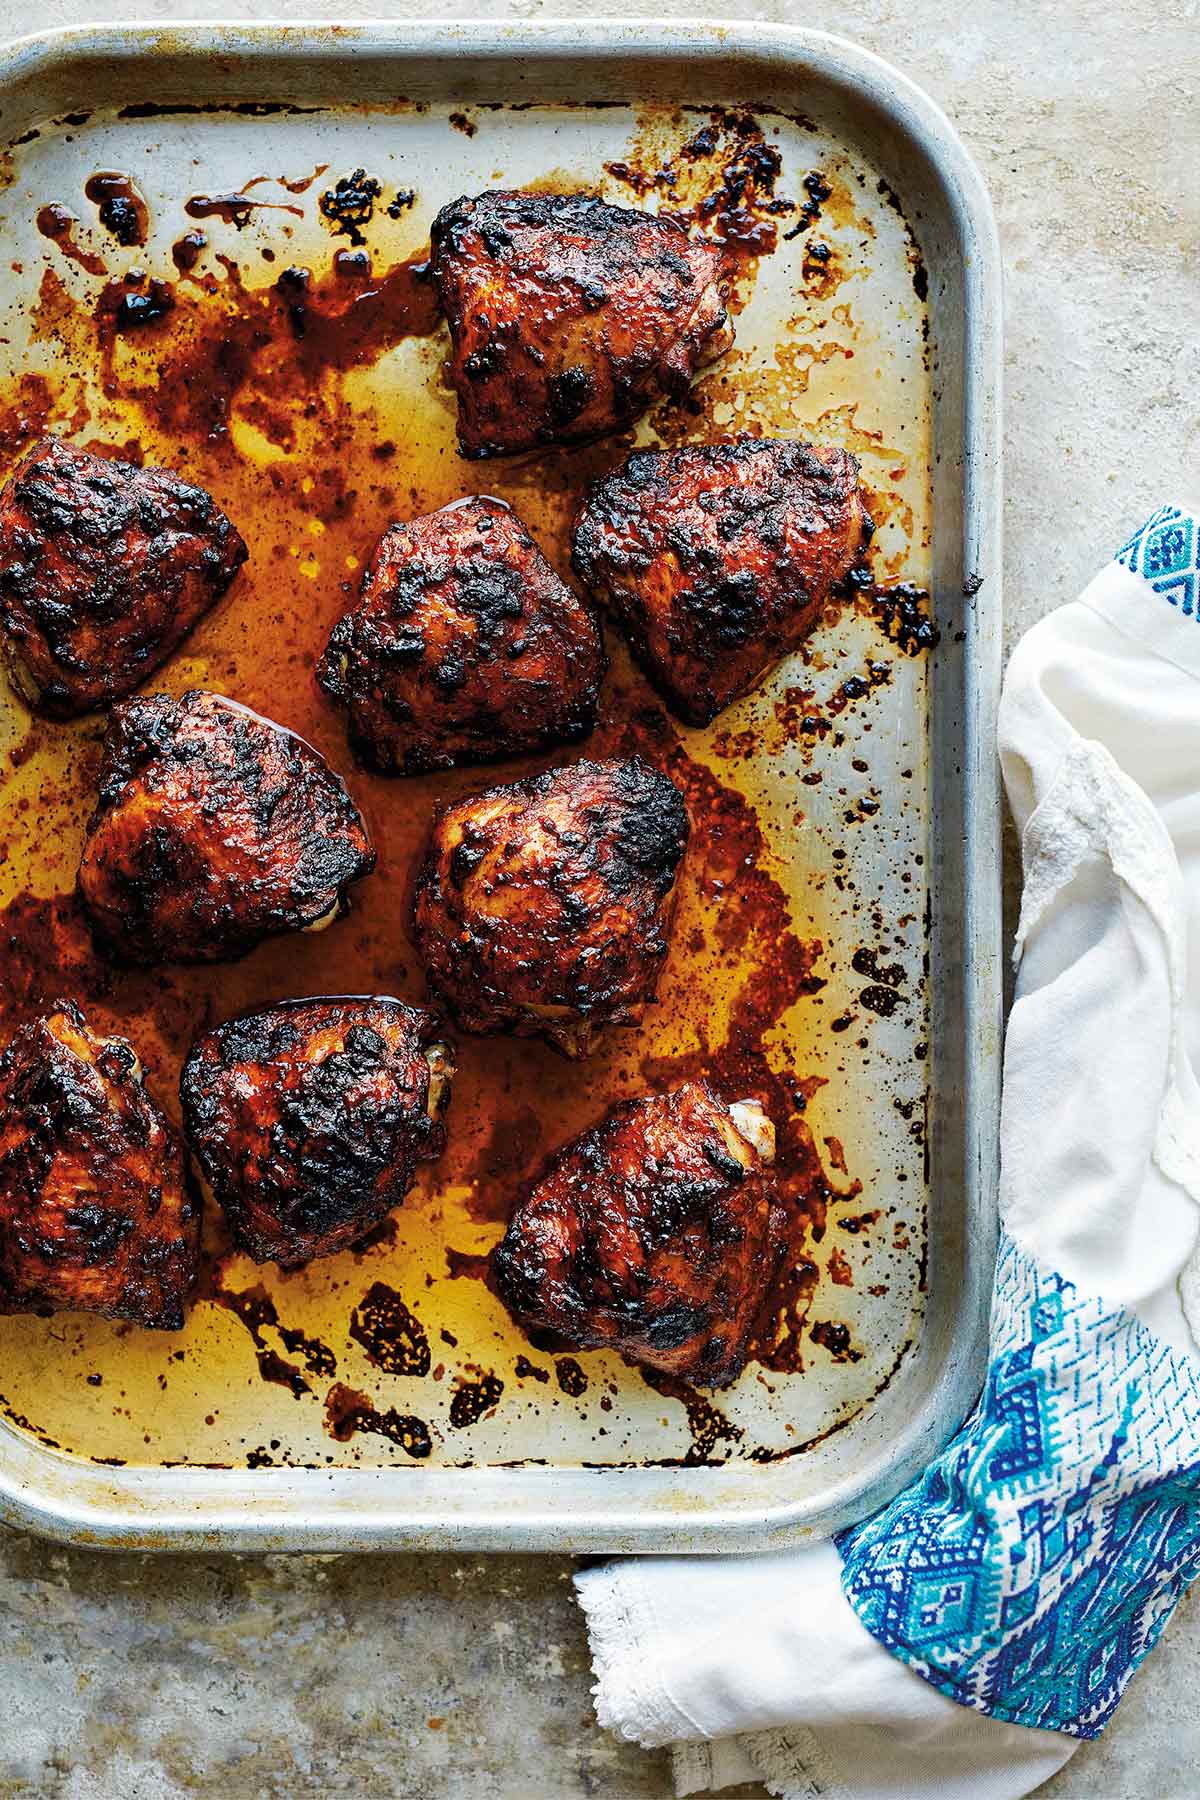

left=0, top=1, right=1197, bottom=1795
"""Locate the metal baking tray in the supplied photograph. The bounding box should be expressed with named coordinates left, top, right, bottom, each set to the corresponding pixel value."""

left=0, top=20, right=1001, bottom=1551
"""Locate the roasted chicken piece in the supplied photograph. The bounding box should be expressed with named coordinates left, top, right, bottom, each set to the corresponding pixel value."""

left=573, top=437, right=871, bottom=725
left=0, top=1003, right=200, bottom=1329
left=77, top=689, right=374, bottom=966
left=0, top=436, right=247, bottom=719
left=181, top=998, right=454, bottom=1268
left=413, top=757, right=689, bottom=1058
left=317, top=495, right=604, bottom=774
left=429, top=190, right=732, bottom=458
left=492, top=1082, right=779, bottom=1388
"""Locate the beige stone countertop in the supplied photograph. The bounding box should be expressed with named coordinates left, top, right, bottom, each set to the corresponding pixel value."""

left=0, top=2, right=1197, bottom=1796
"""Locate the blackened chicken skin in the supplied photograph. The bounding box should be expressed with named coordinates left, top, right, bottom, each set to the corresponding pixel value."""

left=77, top=689, right=374, bottom=966
left=0, top=1003, right=200, bottom=1329
left=430, top=190, right=732, bottom=458
left=492, top=1082, right=779, bottom=1388
left=317, top=496, right=604, bottom=774
left=573, top=437, right=870, bottom=725
left=181, top=998, right=454, bottom=1269
left=413, top=758, right=689, bottom=1059
left=0, top=436, right=247, bottom=719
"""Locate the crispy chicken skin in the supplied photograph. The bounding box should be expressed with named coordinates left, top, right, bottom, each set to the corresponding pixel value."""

left=0, top=436, right=247, bottom=719
left=317, top=496, right=604, bottom=774
left=573, top=437, right=870, bottom=725
left=413, top=758, right=689, bottom=1059
left=181, top=998, right=454, bottom=1269
left=429, top=191, right=732, bottom=459
left=77, top=689, right=374, bottom=966
left=0, top=1003, right=200, bottom=1329
left=492, top=1082, right=779, bottom=1387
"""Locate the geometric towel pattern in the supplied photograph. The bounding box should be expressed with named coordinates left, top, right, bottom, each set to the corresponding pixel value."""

left=838, top=1230, right=1200, bottom=1738
left=1115, top=505, right=1198, bottom=618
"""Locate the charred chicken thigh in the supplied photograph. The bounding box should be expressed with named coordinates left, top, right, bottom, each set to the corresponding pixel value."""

left=181, top=998, right=454, bottom=1269
left=492, top=1082, right=779, bottom=1388
left=413, top=757, right=689, bottom=1058
left=429, top=190, right=732, bottom=458
left=0, top=1003, right=200, bottom=1329
left=0, top=436, right=247, bottom=719
left=317, top=495, right=604, bottom=774
left=77, top=689, right=374, bottom=965
left=573, top=437, right=870, bottom=725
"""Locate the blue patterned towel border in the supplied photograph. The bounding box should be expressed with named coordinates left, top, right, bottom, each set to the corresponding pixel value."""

left=1115, top=506, right=1198, bottom=616
left=837, top=1231, right=1200, bottom=1739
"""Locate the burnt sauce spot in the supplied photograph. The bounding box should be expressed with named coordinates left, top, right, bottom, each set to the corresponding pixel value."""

left=605, top=109, right=790, bottom=288
left=84, top=172, right=149, bottom=248
left=555, top=1356, right=588, bottom=1397
left=641, top=1367, right=742, bottom=1465
left=349, top=1281, right=431, bottom=1377
left=324, top=1382, right=432, bottom=1458
left=209, top=1281, right=311, bottom=1398
left=809, top=1318, right=863, bottom=1363
left=171, top=230, right=208, bottom=274
left=449, top=1372, right=504, bottom=1428
left=318, top=168, right=383, bottom=245
left=858, top=578, right=940, bottom=654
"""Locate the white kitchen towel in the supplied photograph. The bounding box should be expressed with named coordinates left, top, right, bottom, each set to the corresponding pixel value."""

left=576, top=498, right=1200, bottom=1800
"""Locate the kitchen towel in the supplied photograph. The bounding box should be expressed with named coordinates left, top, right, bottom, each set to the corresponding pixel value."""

left=576, top=498, right=1200, bottom=1800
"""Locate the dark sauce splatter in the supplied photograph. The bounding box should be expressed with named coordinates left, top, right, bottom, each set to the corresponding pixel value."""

left=555, top=1356, right=588, bottom=1397
left=641, top=1368, right=743, bottom=1465
left=35, top=204, right=107, bottom=276
left=783, top=169, right=832, bottom=241
left=0, top=1391, right=62, bottom=1451
left=318, top=168, right=383, bottom=246
left=204, top=1281, right=332, bottom=1404
left=851, top=947, right=906, bottom=989
left=185, top=190, right=304, bottom=229
left=448, top=1372, right=504, bottom=1428
left=606, top=110, right=789, bottom=289
left=84, top=172, right=148, bottom=247
left=445, top=1247, right=492, bottom=1283
left=865, top=581, right=940, bottom=654
left=170, top=230, right=208, bottom=274
left=349, top=1281, right=431, bottom=1378
left=809, top=1318, right=863, bottom=1363
left=96, top=274, right=175, bottom=332
left=324, top=1382, right=432, bottom=1458
left=828, top=662, right=893, bottom=715
left=269, top=165, right=329, bottom=195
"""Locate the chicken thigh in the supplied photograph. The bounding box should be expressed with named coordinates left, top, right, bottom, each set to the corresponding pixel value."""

left=317, top=496, right=604, bottom=774
left=181, top=997, right=454, bottom=1269
left=573, top=437, right=870, bottom=725
left=0, top=1003, right=200, bottom=1329
left=412, top=757, right=689, bottom=1058
left=77, top=690, right=375, bottom=966
left=492, top=1081, right=779, bottom=1388
left=0, top=436, right=247, bottom=718
left=429, top=190, right=732, bottom=458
